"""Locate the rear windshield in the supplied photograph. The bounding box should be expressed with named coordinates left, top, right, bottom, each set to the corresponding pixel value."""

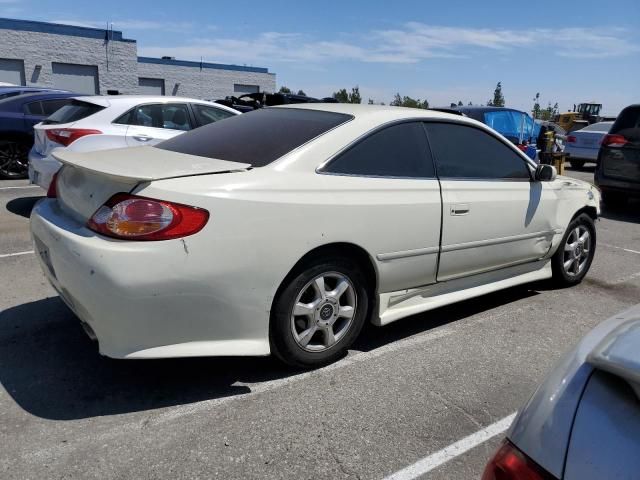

left=581, top=122, right=613, bottom=132
left=611, top=106, right=640, bottom=141
left=156, top=108, right=353, bottom=166
left=42, top=100, right=105, bottom=125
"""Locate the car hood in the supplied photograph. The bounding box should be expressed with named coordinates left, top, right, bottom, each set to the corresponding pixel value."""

left=508, top=304, right=640, bottom=479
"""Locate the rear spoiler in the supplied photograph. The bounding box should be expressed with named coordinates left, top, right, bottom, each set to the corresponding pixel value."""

left=52, top=146, right=250, bottom=182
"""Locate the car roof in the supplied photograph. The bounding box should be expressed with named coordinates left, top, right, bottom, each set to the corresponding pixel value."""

left=71, top=95, right=240, bottom=113
left=275, top=102, right=470, bottom=122
left=0, top=91, right=79, bottom=109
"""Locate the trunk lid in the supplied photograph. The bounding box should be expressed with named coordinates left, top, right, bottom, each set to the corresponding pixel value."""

left=53, top=146, right=250, bottom=222
left=571, top=131, right=605, bottom=149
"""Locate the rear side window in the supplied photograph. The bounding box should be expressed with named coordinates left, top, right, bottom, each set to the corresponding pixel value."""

left=42, top=100, right=104, bottom=125
left=610, top=106, right=640, bottom=141
left=192, top=104, right=235, bottom=126
left=41, top=99, right=73, bottom=116
left=324, top=122, right=435, bottom=178
left=425, top=123, right=531, bottom=180
left=115, top=103, right=192, bottom=131
left=156, top=108, right=352, bottom=167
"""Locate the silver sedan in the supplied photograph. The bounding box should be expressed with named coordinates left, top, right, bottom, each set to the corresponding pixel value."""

left=565, top=121, right=613, bottom=169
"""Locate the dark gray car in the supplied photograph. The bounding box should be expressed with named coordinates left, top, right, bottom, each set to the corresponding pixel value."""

left=595, top=104, right=640, bottom=206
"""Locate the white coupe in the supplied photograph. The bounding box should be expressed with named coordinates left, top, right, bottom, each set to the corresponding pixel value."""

left=30, top=104, right=601, bottom=367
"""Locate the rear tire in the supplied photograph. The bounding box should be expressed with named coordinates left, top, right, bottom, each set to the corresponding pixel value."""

left=270, top=256, right=369, bottom=368
left=0, top=140, right=30, bottom=179
left=569, top=159, right=585, bottom=170
left=551, top=214, right=596, bottom=287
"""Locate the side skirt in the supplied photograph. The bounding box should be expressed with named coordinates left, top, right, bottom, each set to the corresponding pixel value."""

left=374, top=260, right=552, bottom=326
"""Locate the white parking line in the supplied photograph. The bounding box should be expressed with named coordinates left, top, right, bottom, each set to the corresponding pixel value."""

left=0, top=250, right=34, bottom=259
left=601, top=243, right=640, bottom=255
left=382, top=413, right=516, bottom=480
left=0, top=185, right=41, bottom=191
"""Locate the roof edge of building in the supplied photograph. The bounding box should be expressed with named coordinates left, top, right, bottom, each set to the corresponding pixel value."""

left=137, top=56, right=269, bottom=74
left=0, top=17, right=136, bottom=43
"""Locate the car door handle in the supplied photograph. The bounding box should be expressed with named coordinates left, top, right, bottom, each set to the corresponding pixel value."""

left=450, top=204, right=470, bottom=216
left=133, top=135, right=153, bottom=142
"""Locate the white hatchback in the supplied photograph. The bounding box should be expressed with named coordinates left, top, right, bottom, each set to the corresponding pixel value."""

left=28, top=95, right=239, bottom=189
left=30, top=104, right=601, bottom=368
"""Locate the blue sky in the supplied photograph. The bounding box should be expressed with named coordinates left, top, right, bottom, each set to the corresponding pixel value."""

left=4, top=0, right=640, bottom=114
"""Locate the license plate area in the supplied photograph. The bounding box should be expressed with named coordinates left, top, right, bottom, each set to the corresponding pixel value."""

left=34, top=236, right=56, bottom=280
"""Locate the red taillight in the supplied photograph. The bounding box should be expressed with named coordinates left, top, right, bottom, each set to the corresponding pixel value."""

left=87, top=193, right=209, bottom=241
left=601, top=134, right=628, bottom=147
left=482, top=440, right=556, bottom=480
left=566, top=135, right=577, bottom=143
left=46, top=128, right=102, bottom=147
left=47, top=171, right=59, bottom=198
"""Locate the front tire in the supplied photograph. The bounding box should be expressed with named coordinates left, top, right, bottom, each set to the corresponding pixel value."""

left=270, top=257, right=369, bottom=368
left=551, top=214, right=596, bottom=286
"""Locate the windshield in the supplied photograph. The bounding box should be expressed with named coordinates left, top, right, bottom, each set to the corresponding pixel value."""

left=156, top=108, right=353, bottom=166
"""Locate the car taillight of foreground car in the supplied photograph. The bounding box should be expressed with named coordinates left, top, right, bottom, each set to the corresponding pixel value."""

left=482, top=440, right=556, bottom=480
left=86, top=194, right=209, bottom=240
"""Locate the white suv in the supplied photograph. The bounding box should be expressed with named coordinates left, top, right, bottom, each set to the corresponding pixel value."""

left=28, top=95, right=239, bottom=189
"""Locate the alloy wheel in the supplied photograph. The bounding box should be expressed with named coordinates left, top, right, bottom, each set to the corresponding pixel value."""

left=290, top=272, right=357, bottom=352
left=0, top=142, right=29, bottom=178
left=562, top=226, right=591, bottom=277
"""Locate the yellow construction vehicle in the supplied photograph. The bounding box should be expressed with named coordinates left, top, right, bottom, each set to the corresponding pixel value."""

left=555, top=102, right=613, bottom=132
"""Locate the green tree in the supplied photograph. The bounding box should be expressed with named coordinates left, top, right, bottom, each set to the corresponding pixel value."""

left=368, top=98, right=375, bottom=105
left=297, top=89, right=306, bottom=96
left=349, top=86, right=362, bottom=104
left=488, top=82, right=505, bottom=107
left=390, top=93, right=429, bottom=109
left=532, top=92, right=541, bottom=119
left=333, top=88, right=349, bottom=103
left=332, top=86, right=362, bottom=104
left=278, top=86, right=292, bottom=94
left=468, top=101, right=473, bottom=106
left=457, top=100, right=463, bottom=106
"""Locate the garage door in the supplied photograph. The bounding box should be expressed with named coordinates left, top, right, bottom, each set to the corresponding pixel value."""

left=0, top=58, right=26, bottom=85
left=138, top=77, right=165, bottom=95
left=52, top=63, right=99, bottom=94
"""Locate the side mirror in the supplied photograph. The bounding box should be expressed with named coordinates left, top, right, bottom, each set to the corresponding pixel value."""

left=535, top=164, right=557, bottom=182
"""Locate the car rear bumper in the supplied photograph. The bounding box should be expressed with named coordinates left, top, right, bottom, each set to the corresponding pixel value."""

left=565, top=145, right=599, bottom=161
left=595, top=170, right=640, bottom=196
left=30, top=199, right=271, bottom=358
left=28, top=148, right=61, bottom=190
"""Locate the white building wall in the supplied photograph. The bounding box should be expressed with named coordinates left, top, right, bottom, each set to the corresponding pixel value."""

left=136, top=61, right=276, bottom=100
left=0, top=19, right=276, bottom=99
left=0, top=28, right=139, bottom=93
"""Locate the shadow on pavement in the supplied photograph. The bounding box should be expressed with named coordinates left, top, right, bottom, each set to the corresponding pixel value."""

left=0, top=287, right=538, bottom=421
left=5, top=196, right=42, bottom=219
left=600, top=200, right=640, bottom=224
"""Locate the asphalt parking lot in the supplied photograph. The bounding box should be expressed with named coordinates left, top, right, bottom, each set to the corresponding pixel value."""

left=1, top=166, right=639, bottom=480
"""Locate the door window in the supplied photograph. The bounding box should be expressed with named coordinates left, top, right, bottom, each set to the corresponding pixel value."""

left=192, top=104, right=235, bottom=126
left=24, top=101, right=43, bottom=115
left=116, top=103, right=192, bottom=131
left=324, top=122, right=435, bottom=178
left=425, top=123, right=531, bottom=180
